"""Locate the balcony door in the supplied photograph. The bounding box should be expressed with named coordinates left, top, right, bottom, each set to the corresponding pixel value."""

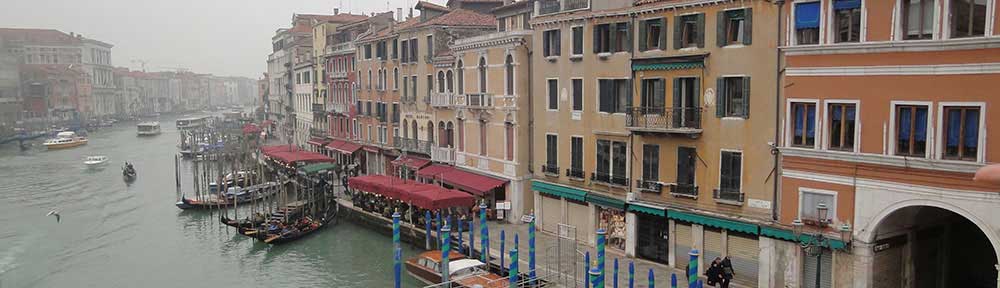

left=673, top=77, right=700, bottom=128
left=676, top=147, right=696, bottom=192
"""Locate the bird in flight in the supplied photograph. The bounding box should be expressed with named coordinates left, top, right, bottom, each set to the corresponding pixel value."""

left=47, top=209, right=61, bottom=223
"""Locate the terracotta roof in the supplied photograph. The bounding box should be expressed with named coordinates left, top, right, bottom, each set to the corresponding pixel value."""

left=0, top=28, right=80, bottom=45
left=411, top=9, right=495, bottom=29
left=416, top=1, right=451, bottom=12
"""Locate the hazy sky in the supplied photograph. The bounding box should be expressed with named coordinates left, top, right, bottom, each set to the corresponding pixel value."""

left=0, top=0, right=442, bottom=78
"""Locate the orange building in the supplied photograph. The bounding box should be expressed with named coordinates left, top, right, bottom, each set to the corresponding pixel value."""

left=779, top=0, right=1000, bottom=287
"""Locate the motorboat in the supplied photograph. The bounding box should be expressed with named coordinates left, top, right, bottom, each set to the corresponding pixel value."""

left=83, top=155, right=109, bottom=167
left=43, top=131, right=87, bottom=150
left=404, top=250, right=470, bottom=285
left=137, top=122, right=161, bottom=136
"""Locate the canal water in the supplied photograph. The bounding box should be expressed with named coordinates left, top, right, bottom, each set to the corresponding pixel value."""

left=0, top=115, right=423, bottom=288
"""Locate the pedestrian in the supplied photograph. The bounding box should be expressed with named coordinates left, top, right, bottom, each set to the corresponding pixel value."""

left=704, top=258, right=724, bottom=287
left=720, top=256, right=734, bottom=288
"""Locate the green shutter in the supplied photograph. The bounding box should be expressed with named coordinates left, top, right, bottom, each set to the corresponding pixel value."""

left=654, top=79, right=665, bottom=108
left=693, top=77, right=701, bottom=108
left=716, top=77, right=726, bottom=118
left=659, top=18, right=668, bottom=50
left=673, top=16, right=683, bottom=50
left=743, top=8, right=753, bottom=45
left=672, top=78, right=682, bottom=127
left=742, top=77, right=751, bottom=119
left=640, top=78, right=647, bottom=107
left=717, top=10, right=727, bottom=47
left=696, top=13, right=706, bottom=48
left=638, top=20, right=648, bottom=51
left=543, top=32, right=550, bottom=56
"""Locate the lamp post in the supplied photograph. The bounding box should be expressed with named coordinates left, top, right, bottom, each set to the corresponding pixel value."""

left=791, top=203, right=851, bottom=288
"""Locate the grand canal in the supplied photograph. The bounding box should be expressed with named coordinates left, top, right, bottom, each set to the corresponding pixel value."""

left=0, top=116, right=423, bottom=288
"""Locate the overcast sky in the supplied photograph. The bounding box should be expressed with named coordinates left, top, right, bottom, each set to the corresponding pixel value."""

left=0, top=0, right=442, bottom=78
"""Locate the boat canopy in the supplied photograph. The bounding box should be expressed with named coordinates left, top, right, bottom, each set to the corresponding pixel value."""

left=448, top=259, right=486, bottom=275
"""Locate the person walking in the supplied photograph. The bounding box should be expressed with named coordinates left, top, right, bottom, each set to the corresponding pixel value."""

left=720, top=256, right=735, bottom=288
left=704, top=258, right=724, bottom=287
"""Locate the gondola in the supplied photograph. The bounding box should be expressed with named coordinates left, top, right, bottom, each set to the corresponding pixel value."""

left=174, top=182, right=278, bottom=210
left=238, top=203, right=337, bottom=245
left=122, top=163, right=136, bottom=182
left=220, top=213, right=267, bottom=229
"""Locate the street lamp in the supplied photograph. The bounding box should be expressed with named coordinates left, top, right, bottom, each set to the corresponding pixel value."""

left=792, top=203, right=851, bottom=288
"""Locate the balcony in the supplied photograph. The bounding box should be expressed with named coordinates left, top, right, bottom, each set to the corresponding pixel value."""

left=331, top=71, right=348, bottom=79
left=456, top=93, right=493, bottom=109
left=393, top=136, right=432, bottom=155
left=591, top=172, right=629, bottom=187
left=309, top=127, right=328, bottom=138
left=625, top=107, right=703, bottom=136
left=566, top=167, right=585, bottom=179
left=541, top=164, right=559, bottom=176
left=636, top=179, right=664, bottom=193
left=328, top=42, right=356, bottom=54
left=431, top=146, right=455, bottom=163
left=713, top=188, right=744, bottom=204
left=431, top=92, right=455, bottom=108
left=670, top=184, right=699, bottom=198
left=329, top=102, right=350, bottom=115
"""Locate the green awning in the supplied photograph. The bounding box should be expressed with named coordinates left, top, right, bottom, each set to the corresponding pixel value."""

left=667, top=210, right=759, bottom=235
left=585, top=192, right=626, bottom=210
left=627, top=202, right=666, bottom=217
left=760, top=226, right=847, bottom=250
left=299, top=162, right=339, bottom=174
left=632, top=61, right=704, bottom=71
left=532, top=180, right=586, bottom=202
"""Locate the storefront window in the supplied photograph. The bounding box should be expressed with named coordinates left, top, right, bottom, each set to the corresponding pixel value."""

left=637, top=213, right=669, bottom=264
left=598, top=206, right=626, bottom=250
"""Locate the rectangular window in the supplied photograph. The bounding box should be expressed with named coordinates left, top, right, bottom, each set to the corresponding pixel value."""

left=411, top=76, right=417, bottom=100
left=675, top=14, right=704, bottom=49
left=613, top=22, right=630, bottom=52
left=543, top=29, right=561, bottom=57
left=795, top=2, right=821, bottom=45
left=572, top=26, right=584, bottom=55
left=640, top=18, right=666, bottom=51
left=903, top=0, right=934, bottom=39
left=364, top=44, right=372, bottom=59
left=640, top=78, right=666, bottom=113
left=572, top=79, right=583, bottom=111
left=598, top=79, right=630, bottom=113
left=595, top=140, right=627, bottom=185
left=596, top=139, right=610, bottom=180
left=828, top=103, right=856, bottom=151
left=833, top=0, right=862, bottom=43
left=675, top=147, right=697, bottom=194
left=547, top=79, right=558, bottom=110
left=718, top=8, right=752, bottom=46
left=642, top=144, right=659, bottom=182
left=426, top=35, right=433, bottom=62
left=895, top=105, right=929, bottom=157
left=716, top=77, right=750, bottom=118
left=612, top=141, right=627, bottom=185
left=942, top=106, right=980, bottom=160
left=401, top=40, right=409, bottom=62
left=570, top=136, right=583, bottom=177
left=392, top=39, right=399, bottom=59
left=410, top=38, right=418, bottom=63
left=545, top=134, right=558, bottom=173
left=950, top=0, right=987, bottom=38
left=403, top=76, right=409, bottom=100
left=594, top=24, right=612, bottom=53
left=800, top=190, right=836, bottom=222
left=719, top=151, right=742, bottom=196
left=791, top=102, right=817, bottom=147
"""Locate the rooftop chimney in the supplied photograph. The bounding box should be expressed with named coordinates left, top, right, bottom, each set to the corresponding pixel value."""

left=397, top=8, right=403, bottom=21
left=334, top=8, right=340, bottom=15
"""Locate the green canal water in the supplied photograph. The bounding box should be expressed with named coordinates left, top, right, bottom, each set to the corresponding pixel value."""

left=0, top=116, right=423, bottom=288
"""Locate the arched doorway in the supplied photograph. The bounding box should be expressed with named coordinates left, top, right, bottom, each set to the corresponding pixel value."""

left=867, top=205, right=998, bottom=288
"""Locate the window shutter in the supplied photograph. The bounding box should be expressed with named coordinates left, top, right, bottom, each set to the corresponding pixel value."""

left=672, top=78, right=682, bottom=127
left=624, top=22, right=632, bottom=52
left=693, top=77, right=701, bottom=105
left=543, top=33, right=550, bottom=56
left=654, top=79, right=666, bottom=109
left=744, top=8, right=753, bottom=45
left=659, top=18, right=668, bottom=50
left=742, top=76, right=751, bottom=118
left=593, top=26, right=600, bottom=53
left=716, top=77, right=726, bottom=118
left=717, top=11, right=727, bottom=47
left=673, top=16, right=683, bottom=50
left=696, top=13, right=706, bottom=48
left=609, top=23, right=618, bottom=52
left=555, top=30, right=562, bottom=55
left=638, top=20, right=648, bottom=51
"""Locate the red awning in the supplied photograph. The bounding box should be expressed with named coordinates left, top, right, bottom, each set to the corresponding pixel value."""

left=347, top=175, right=472, bottom=209
left=438, top=168, right=508, bottom=196
left=307, top=138, right=329, bottom=146
left=261, top=145, right=334, bottom=165
left=391, top=155, right=431, bottom=170
left=407, top=188, right=476, bottom=210
left=326, top=139, right=362, bottom=155
left=362, top=145, right=380, bottom=153
left=416, top=164, right=455, bottom=178
left=242, top=123, right=261, bottom=134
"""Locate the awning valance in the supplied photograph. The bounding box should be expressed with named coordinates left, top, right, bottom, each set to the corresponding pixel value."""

left=261, top=145, right=334, bottom=165
left=307, top=138, right=329, bottom=146
left=531, top=180, right=586, bottom=202
left=760, top=226, right=847, bottom=250
left=586, top=192, right=626, bottom=210
left=632, top=61, right=704, bottom=71
left=437, top=169, right=507, bottom=196
left=348, top=175, right=475, bottom=210
left=326, top=139, right=362, bottom=154
left=667, top=210, right=759, bottom=235
left=627, top=201, right=666, bottom=217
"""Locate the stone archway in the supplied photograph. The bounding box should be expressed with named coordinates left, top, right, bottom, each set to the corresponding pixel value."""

left=862, top=201, right=999, bottom=288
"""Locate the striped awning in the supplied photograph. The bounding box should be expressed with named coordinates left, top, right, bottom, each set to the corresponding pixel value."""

left=531, top=180, right=586, bottom=202
left=632, top=61, right=704, bottom=71
left=667, top=210, right=759, bottom=235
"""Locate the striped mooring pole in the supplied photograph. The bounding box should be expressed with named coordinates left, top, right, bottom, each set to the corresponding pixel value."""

left=529, top=219, right=536, bottom=284
left=441, top=224, right=451, bottom=283
left=628, top=261, right=635, bottom=288
left=436, top=212, right=443, bottom=249
left=480, top=202, right=488, bottom=263
left=508, top=246, right=518, bottom=288
left=613, top=258, right=619, bottom=288
left=392, top=211, right=401, bottom=288
left=457, top=217, right=464, bottom=255
left=688, top=249, right=700, bottom=288
left=584, top=251, right=591, bottom=288
left=589, top=260, right=601, bottom=288
left=500, top=230, right=506, bottom=274
left=596, top=228, right=606, bottom=288
left=424, top=210, right=432, bottom=250
left=469, top=220, right=475, bottom=256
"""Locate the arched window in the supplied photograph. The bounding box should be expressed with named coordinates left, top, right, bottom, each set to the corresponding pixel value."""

left=456, top=60, right=464, bottom=94
left=393, top=68, right=399, bottom=90
left=402, top=119, right=409, bottom=138
left=446, top=70, right=454, bottom=93
left=411, top=121, right=418, bottom=141
left=438, top=121, right=446, bottom=147
left=505, top=55, right=514, bottom=96
left=427, top=121, right=435, bottom=145
left=437, top=71, right=446, bottom=93
left=478, top=57, right=487, bottom=93
left=367, top=69, right=372, bottom=90
left=446, top=121, right=454, bottom=148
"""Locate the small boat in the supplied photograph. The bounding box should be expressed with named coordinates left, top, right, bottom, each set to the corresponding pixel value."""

left=122, top=163, right=136, bottom=181
left=83, top=155, right=109, bottom=167
left=405, top=250, right=473, bottom=285
left=235, top=201, right=336, bottom=244
left=174, top=182, right=279, bottom=210
left=136, top=122, right=161, bottom=136
left=43, top=131, right=87, bottom=150
left=221, top=213, right=267, bottom=229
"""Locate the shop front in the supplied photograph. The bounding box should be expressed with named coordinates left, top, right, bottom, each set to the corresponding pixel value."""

left=587, top=192, right=627, bottom=251
left=628, top=202, right=669, bottom=265
left=531, top=180, right=587, bottom=234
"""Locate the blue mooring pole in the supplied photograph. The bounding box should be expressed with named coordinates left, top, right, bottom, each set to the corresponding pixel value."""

left=529, top=219, right=536, bottom=284
left=424, top=210, right=432, bottom=250
left=628, top=261, right=634, bottom=288
left=440, top=224, right=451, bottom=284
left=392, top=211, right=401, bottom=288
left=500, top=230, right=506, bottom=275
left=469, top=220, right=475, bottom=256
left=671, top=273, right=677, bottom=288
left=613, top=258, right=619, bottom=288
left=480, top=202, right=488, bottom=263
left=648, top=268, right=655, bottom=288
left=584, top=251, right=591, bottom=288
left=456, top=217, right=464, bottom=255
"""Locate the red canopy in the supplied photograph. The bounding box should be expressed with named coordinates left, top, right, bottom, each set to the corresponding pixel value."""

left=261, top=145, right=333, bottom=165
left=416, top=164, right=455, bottom=178
left=326, top=139, right=362, bottom=155
left=348, top=175, right=475, bottom=210
left=438, top=169, right=508, bottom=196
left=307, top=138, right=329, bottom=146
left=408, top=188, right=476, bottom=210
left=391, top=155, right=431, bottom=170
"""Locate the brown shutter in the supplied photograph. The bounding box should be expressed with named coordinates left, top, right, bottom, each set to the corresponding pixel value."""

left=638, top=20, right=648, bottom=51
left=659, top=18, right=668, bottom=50
left=673, top=16, right=683, bottom=50
left=696, top=13, right=706, bottom=48
left=717, top=10, right=727, bottom=47
left=743, top=8, right=753, bottom=45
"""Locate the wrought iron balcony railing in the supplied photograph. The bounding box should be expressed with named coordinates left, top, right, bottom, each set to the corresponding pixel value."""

left=713, top=188, right=745, bottom=203
left=670, top=183, right=699, bottom=197
left=591, top=172, right=628, bottom=186
left=566, top=167, right=585, bottom=179
left=625, top=107, right=703, bottom=135
left=542, top=164, right=559, bottom=175
left=393, top=136, right=432, bottom=155
left=636, top=179, right=663, bottom=193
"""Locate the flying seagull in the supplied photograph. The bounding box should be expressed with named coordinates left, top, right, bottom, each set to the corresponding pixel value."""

left=47, top=210, right=60, bottom=223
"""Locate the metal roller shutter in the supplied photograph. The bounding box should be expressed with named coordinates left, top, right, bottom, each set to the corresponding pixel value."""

left=674, top=223, right=693, bottom=269
left=703, top=228, right=723, bottom=264
left=541, top=195, right=561, bottom=233
left=802, top=249, right=833, bottom=288
left=727, top=233, right=760, bottom=286
left=567, top=202, right=591, bottom=241
left=872, top=244, right=903, bottom=287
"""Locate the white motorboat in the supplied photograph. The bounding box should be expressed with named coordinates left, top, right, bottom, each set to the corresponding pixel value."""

left=83, top=155, right=109, bottom=167
left=43, top=131, right=88, bottom=150
left=137, top=122, right=161, bottom=136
